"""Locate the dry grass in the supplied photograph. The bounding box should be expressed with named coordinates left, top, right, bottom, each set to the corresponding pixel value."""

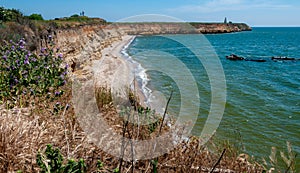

left=0, top=83, right=267, bottom=172
left=92, top=86, right=265, bottom=172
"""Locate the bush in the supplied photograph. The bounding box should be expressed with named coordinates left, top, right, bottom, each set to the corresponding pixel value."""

left=0, top=7, right=23, bottom=22
left=0, top=38, right=68, bottom=107
left=70, top=14, right=79, bottom=18
left=37, top=144, right=86, bottom=173
left=28, top=13, right=44, bottom=21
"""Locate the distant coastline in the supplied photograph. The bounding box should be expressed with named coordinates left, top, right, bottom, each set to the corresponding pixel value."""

left=113, top=22, right=252, bottom=35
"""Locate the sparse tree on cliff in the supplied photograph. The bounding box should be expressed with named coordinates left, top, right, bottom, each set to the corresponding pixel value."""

left=28, top=13, right=44, bottom=20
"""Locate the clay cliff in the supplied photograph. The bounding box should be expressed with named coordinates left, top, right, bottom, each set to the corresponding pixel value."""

left=53, top=25, right=122, bottom=70
left=190, top=23, right=252, bottom=34
left=113, top=22, right=251, bottom=35
left=31, top=22, right=251, bottom=73
left=50, top=22, right=252, bottom=53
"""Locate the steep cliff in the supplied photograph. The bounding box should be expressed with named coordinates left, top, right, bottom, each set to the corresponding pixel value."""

left=112, top=22, right=251, bottom=35
left=40, top=22, right=251, bottom=75
left=24, top=21, right=251, bottom=74
left=190, top=23, right=252, bottom=34
left=49, top=25, right=123, bottom=74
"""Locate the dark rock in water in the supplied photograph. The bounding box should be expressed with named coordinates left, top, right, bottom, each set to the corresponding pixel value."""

left=245, top=59, right=267, bottom=62
left=226, top=55, right=298, bottom=63
left=271, top=56, right=296, bottom=61
left=226, top=54, right=245, bottom=60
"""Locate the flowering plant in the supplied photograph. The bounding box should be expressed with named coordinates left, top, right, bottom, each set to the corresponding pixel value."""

left=0, top=38, right=68, bottom=107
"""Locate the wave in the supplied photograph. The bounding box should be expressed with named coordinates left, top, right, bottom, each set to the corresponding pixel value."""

left=120, top=36, right=152, bottom=107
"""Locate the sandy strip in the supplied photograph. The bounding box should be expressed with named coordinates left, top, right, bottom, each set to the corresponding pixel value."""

left=94, top=35, right=148, bottom=107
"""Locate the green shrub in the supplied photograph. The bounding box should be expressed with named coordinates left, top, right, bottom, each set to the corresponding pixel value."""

left=70, top=14, right=79, bottom=18
left=37, top=144, right=86, bottom=173
left=28, top=13, right=44, bottom=21
left=0, top=38, right=68, bottom=107
left=0, top=7, right=23, bottom=22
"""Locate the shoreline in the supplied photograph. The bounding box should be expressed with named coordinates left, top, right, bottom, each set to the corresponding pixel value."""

left=95, top=34, right=149, bottom=108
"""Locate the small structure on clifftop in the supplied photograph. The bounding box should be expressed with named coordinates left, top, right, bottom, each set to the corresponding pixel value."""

left=224, top=17, right=227, bottom=24
left=80, top=11, right=85, bottom=16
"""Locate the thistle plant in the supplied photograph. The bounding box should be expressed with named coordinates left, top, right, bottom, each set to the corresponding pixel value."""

left=0, top=38, right=68, bottom=108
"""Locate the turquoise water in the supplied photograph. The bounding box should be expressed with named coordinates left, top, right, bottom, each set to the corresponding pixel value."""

left=126, top=27, right=300, bottom=168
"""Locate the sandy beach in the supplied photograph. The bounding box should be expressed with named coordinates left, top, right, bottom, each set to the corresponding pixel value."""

left=93, top=34, right=148, bottom=107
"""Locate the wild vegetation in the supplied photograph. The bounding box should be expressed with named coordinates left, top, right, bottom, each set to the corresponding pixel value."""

left=0, top=38, right=67, bottom=108
left=0, top=6, right=106, bottom=49
left=0, top=6, right=297, bottom=173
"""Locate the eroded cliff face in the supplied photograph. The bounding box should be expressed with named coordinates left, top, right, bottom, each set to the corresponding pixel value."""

left=51, top=22, right=251, bottom=58
left=44, top=22, right=251, bottom=73
left=49, top=25, right=123, bottom=77
left=191, top=23, right=252, bottom=34
left=113, top=22, right=251, bottom=35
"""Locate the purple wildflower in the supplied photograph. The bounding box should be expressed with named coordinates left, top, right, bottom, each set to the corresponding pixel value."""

left=24, top=55, right=29, bottom=64
left=19, top=38, right=25, bottom=44
left=11, top=45, right=15, bottom=49
left=24, top=59, right=29, bottom=65
left=55, top=91, right=61, bottom=96
left=2, top=55, right=7, bottom=61
left=56, top=102, right=61, bottom=105
left=58, top=53, right=63, bottom=59
left=48, top=35, right=52, bottom=39
left=65, top=64, right=69, bottom=69
left=41, top=47, right=46, bottom=53
left=60, top=74, right=65, bottom=79
left=19, top=39, right=26, bottom=49
left=14, top=78, right=18, bottom=84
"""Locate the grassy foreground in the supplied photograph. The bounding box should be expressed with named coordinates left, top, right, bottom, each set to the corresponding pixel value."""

left=0, top=7, right=298, bottom=173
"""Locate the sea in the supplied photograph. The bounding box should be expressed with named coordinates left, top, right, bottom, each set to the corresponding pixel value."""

left=124, top=27, right=300, bottom=169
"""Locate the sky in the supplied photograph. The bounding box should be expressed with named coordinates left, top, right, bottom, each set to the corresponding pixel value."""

left=1, top=0, right=300, bottom=26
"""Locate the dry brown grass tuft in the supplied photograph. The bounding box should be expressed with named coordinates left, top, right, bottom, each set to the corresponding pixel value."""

left=92, top=87, right=265, bottom=172
left=0, top=83, right=266, bottom=172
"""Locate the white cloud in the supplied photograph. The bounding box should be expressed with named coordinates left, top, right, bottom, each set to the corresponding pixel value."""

left=168, top=0, right=291, bottom=13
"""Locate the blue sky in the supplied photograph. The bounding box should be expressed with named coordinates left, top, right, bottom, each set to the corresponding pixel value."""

left=1, top=0, right=299, bottom=26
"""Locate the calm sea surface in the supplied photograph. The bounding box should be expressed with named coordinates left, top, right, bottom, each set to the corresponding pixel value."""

left=126, top=27, right=300, bottom=168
